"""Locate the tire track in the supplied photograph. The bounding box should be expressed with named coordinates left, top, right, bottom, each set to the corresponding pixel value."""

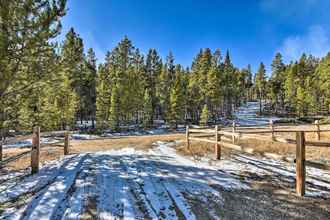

left=95, top=154, right=148, bottom=219
left=20, top=154, right=88, bottom=220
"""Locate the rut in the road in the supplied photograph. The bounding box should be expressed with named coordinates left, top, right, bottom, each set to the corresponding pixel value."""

left=1, top=146, right=246, bottom=220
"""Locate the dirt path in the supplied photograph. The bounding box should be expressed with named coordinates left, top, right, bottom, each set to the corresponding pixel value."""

left=0, top=143, right=242, bottom=219
left=1, top=142, right=330, bottom=219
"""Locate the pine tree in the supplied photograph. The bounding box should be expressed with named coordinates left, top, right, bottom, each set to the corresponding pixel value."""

left=169, top=65, right=185, bottom=128
left=200, top=104, right=210, bottom=126
left=0, top=0, right=66, bottom=135
left=188, top=50, right=203, bottom=123
left=128, top=48, right=145, bottom=125
left=109, top=84, right=120, bottom=131
left=17, top=47, right=67, bottom=131
left=85, top=48, right=97, bottom=128
left=188, top=49, right=213, bottom=123
left=198, top=49, right=212, bottom=103
left=143, top=89, right=153, bottom=128
left=206, top=61, right=221, bottom=122
left=145, top=49, right=162, bottom=121
left=284, top=63, right=298, bottom=112
left=316, top=53, right=330, bottom=113
left=240, top=65, right=253, bottom=102
left=61, top=28, right=85, bottom=124
left=269, top=53, right=285, bottom=111
left=255, top=62, right=267, bottom=114
left=0, top=0, right=66, bottom=98
left=96, top=64, right=112, bottom=129
left=222, top=50, right=235, bottom=116
left=54, top=71, right=78, bottom=130
left=157, top=52, right=176, bottom=122
left=296, top=86, right=306, bottom=117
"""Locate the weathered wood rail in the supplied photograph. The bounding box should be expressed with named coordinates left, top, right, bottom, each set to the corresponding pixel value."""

left=0, top=127, right=71, bottom=174
left=186, top=120, right=330, bottom=197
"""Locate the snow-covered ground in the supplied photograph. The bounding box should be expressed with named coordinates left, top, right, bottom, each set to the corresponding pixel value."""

left=3, top=127, right=178, bottom=148
left=234, top=101, right=279, bottom=126
left=4, top=101, right=275, bottom=149
left=1, top=142, right=329, bottom=219
left=3, top=137, right=59, bottom=149
left=102, top=128, right=169, bottom=138
left=0, top=142, right=245, bottom=219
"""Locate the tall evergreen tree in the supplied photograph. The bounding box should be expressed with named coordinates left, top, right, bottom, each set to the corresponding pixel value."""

left=145, top=49, right=162, bottom=121
left=96, top=63, right=112, bottom=129
left=143, top=89, right=153, bottom=128
left=85, top=48, right=97, bottom=128
left=157, top=52, right=176, bottom=122
left=0, top=0, right=66, bottom=135
left=61, top=28, right=86, bottom=124
left=269, top=53, right=285, bottom=112
left=206, top=51, right=222, bottom=122
left=109, top=84, right=120, bottom=131
left=316, top=53, right=330, bottom=114
left=200, top=104, right=210, bottom=126
left=169, top=65, right=185, bottom=128
left=255, top=62, right=267, bottom=114
left=222, top=50, right=235, bottom=116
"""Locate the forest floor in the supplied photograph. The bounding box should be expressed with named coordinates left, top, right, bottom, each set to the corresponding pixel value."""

left=1, top=130, right=330, bottom=219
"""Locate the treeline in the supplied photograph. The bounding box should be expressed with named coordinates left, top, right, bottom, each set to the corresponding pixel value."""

left=264, top=53, right=330, bottom=117
left=96, top=38, right=254, bottom=130
left=1, top=0, right=330, bottom=135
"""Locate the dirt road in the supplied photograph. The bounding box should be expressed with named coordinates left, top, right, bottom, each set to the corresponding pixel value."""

left=1, top=142, right=330, bottom=219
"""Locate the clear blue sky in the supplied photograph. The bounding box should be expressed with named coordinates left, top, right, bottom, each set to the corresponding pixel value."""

left=58, top=0, right=330, bottom=73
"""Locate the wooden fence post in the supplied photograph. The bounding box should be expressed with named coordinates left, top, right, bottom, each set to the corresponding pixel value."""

left=186, top=125, right=190, bottom=150
left=315, top=120, right=320, bottom=141
left=296, top=131, right=306, bottom=196
left=270, top=119, right=275, bottom=140
left=64, top=131, right=70, bottom=155
left=31, top=126, right=40, bottom=174
left=215, top=125, right=221, bottom=160
left=232, top=121, right=236, bottom=144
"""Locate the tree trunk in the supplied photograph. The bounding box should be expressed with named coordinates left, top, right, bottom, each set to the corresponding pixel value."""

left=259, top=93, right=262, bottom=115
left=92, top=118, right=95, bottom=129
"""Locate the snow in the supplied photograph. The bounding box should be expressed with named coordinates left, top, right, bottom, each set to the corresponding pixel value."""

left=71, top=134, right=100, bottom=140
left=102, top=128, right=169, bottom=137
left=2, top=127, right=172, bottom=149
left=75, top=120, right=94, bottom=128
left=234, top=101, right=279, bottom=126
left=212, top=153, right=330, bottom=198
left=1, top=141, right=329, bottom=219
left=0, top=143, right=246, bottom=219
left=3, top=137, right=60, bottom=149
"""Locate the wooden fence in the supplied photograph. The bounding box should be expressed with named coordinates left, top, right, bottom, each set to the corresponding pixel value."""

left=186, top=120, right=330, bottom=196
left=0, top=126, right=71, bottom=175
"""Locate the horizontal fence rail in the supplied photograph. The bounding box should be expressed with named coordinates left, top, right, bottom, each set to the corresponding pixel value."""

left=0, top=127, right=71, bottom=174
left=186, top=120, right=330, bottom=197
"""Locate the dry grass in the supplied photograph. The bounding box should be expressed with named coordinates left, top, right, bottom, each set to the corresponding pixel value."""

left=2, top=133, right=185, bottom=171
left=3, top=147, right=65, bottom=171
left=176, top=141, right=235, bottom=161
left=2, top=125, right=330, bottom=172
left=237, top=133, right=330, bottom=161
left=71, top=133, right=184, bottom=153
left=179, top=125, right=330, bottom=162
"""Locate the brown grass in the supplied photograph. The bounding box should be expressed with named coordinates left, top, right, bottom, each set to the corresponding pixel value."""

left=71, top=133, right=184, bottom=153
left=237, top=133, right=330, bottom=161
left=2, top=133, right=185, bottom=171
left=2, top=126, right=330, bottom=172
left=178, top=126, right=330, bottom=162
left=3, top=147, right=65, bottom=171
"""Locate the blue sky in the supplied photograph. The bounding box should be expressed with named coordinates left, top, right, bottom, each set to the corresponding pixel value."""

left=58, top=0, right=330, bottom=73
